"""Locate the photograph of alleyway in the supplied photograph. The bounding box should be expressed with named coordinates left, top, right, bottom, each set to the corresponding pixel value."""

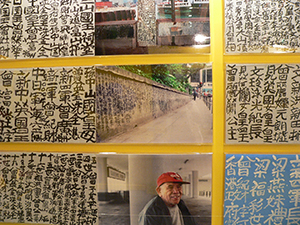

left=96, top=63, right=213, bottom=143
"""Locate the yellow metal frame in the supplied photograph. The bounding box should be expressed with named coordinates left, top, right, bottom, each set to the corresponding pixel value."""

left=1, top=0, right=300, bottom=224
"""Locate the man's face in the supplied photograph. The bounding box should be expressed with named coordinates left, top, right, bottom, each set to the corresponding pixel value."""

left=156, top=182, right=183, bottom=207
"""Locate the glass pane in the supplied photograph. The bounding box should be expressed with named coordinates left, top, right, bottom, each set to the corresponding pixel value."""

left=95, top=0, right=210, bottom=54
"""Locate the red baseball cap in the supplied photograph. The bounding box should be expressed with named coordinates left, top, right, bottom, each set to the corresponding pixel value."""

left=157, top=172, right=190, bottom=187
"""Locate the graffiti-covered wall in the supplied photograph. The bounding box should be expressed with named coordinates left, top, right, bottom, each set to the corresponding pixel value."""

left=96, top=66, right=191, bottom=142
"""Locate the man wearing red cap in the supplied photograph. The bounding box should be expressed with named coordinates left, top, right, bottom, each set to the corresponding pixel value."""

left=138, top=172, right=197, bottom=225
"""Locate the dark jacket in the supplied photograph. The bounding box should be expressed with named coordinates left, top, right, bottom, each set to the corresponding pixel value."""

left=138, top=196, right=197, bottom=225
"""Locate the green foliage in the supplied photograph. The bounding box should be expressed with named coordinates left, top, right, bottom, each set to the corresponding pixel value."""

left=118, top=64, right=205, bottom=93
left=118, top=65, right=153, bottom=79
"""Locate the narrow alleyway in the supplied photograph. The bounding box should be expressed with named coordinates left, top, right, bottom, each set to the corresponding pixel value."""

left=106, top=97, right=213, bottom=143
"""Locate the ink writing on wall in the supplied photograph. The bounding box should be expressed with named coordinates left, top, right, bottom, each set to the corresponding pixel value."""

left=0, top=66, right=96, bottom=143
left=0, top=152, right=98, bottom=224
left=226, top=64, right=300, bottom=144
left=0, top=0, right=94, bottom=59
left=225, top=0, right=300, bottom=53
left=224, top=154, right=300, bottom=225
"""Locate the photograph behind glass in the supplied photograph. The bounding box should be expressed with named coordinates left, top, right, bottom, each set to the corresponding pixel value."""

left=96, top=63, right=213, bottom=143
left=95, top=0, right=210, bottom=54
left=97, top=154, right=212, bottom=225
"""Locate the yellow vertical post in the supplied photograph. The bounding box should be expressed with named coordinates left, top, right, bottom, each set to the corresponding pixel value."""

left=210, top=0, right=225, bottom=224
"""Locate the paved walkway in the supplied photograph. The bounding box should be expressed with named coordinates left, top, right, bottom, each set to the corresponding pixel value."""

left=98, top=196, right=211, bottom=225
left=106, top=97, right=213, bottom=143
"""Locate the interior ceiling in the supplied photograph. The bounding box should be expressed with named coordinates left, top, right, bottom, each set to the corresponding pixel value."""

left=106, top=154, right=129, bottom=171
left=98, top=154, right=212, bottom=179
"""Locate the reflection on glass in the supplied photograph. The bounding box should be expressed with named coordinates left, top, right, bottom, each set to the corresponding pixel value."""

left=157, top=0, right=209, bottom=20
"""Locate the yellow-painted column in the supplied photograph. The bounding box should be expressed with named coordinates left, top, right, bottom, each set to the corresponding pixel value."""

left=210, top=0, right=225, bottom=224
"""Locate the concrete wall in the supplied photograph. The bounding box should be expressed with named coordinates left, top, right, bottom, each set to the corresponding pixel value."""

left=157, top=21, right=210, bottom=46
left=96, top=66, right=191, bottom=142
left=158, top=21, right=210, bottom=37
